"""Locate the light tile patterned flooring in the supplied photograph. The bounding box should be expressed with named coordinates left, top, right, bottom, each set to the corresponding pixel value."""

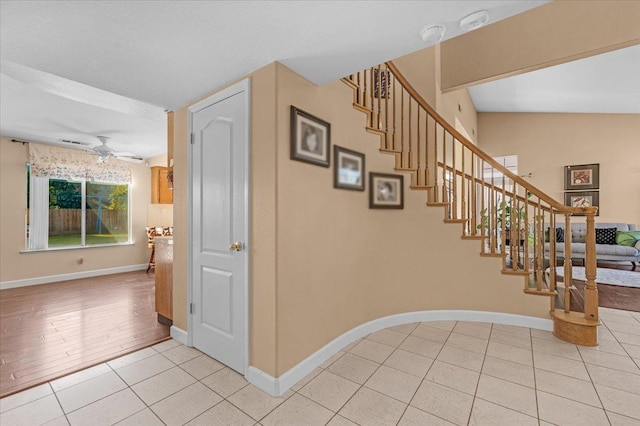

left=1, top=307, right=639, bottom=426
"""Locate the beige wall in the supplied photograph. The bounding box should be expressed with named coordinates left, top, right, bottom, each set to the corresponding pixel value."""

left=441, top=1, right=640, bottom=91
left=171, top=63, right=280, bottom=374
left=272, top=63, right=547, bottom=375
left=170, top=53, right=550, bottom=379
left=0, top=137, right=150, bottom=283
left=477, top=113, right=640, bottom=226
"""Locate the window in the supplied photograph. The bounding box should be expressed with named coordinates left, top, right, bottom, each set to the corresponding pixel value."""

left=28, top=175, right=130, bottom=249
left=26, top=143, right=133, bottom=250
left=483, top=155, right=518, bottom=189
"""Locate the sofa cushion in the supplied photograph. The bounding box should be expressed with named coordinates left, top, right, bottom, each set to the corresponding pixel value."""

left=595, top=228, right=617, bottom=245
left=547, top=242, right=639, bottom=257
left=552, top=223, right=637, bottom=243
left=617, top=231, right=640, bottom=247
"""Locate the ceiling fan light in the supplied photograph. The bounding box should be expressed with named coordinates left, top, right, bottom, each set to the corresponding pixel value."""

left=459, top=10, right=489, bottom=32
left=97, top=154, right=109, bottom=163
left=420, top=25, right=445, bottom=44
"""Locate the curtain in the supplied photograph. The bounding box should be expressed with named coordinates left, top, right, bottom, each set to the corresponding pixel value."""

left=29, top=143, right=131, bottom=184
left=29, top=176, right=50, bottom=250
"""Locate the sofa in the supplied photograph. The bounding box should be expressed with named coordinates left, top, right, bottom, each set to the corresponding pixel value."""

left=544, top=222, right=639, bottom=267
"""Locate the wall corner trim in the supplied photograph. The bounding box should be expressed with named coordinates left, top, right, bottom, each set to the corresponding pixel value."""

left=246, top=310, right=552, bottom=397
left=170, top=325, right=188, bottom=345
left=246, top=366, right=281, bottom=396
left=0, top=264, right=148, bottom=290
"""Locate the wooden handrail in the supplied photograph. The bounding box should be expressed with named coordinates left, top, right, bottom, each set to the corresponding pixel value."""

left=385, top=62, right=594, bottom=216
left=343, top=62, right=599, bottom=344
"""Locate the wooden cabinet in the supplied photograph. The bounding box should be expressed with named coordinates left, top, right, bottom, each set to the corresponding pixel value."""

left=151, top=166, right=173, bottom=204
left=154, top=237, right=173, bottom=325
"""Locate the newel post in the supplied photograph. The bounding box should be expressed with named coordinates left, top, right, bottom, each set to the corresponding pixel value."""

left=583, top=208, right=599, bottom=322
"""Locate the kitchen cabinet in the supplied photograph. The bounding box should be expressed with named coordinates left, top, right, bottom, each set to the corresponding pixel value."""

left=154, top=236, right=173, bottom=325
left=151, top=166, right=172, bottom=204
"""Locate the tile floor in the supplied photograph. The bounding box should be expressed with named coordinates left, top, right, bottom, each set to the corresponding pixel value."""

left=1, top=307, right=639, bottom=426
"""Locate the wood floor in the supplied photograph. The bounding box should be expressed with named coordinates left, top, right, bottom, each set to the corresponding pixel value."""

left=0, top=271, right=169, bottom=398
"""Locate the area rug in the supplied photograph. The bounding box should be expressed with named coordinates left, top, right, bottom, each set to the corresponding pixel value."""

left=547, top=267, right=640, bottom=312
left=553, top=267, right=640, bottom=288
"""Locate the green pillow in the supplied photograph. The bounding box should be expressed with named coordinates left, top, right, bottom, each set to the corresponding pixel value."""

left=616, top=231, right=640, bottom=246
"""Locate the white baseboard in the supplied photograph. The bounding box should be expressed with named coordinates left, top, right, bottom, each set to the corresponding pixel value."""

left=0, top=264, right=148, bottom=290
left=245, top=309, right=552, bottom=397
left=170, top=326, right=188, bottom=345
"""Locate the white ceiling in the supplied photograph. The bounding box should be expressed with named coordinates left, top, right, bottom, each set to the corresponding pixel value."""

left=469, top=44, right=640, bottom=113
left=5, top=0, right=632, bottom=159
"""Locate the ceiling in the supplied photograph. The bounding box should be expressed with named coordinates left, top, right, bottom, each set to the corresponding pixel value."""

left=4, top=1, right=634, bottom=159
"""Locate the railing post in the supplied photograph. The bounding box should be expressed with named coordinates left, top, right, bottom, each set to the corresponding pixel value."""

left=583, top=208, right=599, bottom=321
left=563, top=214, right=573, bottom=313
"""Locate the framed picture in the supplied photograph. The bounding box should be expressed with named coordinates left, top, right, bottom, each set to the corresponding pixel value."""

left=564, top=191, right=599, bottom=216
left=334, top=146, right=365, bottom=191
left=369, top=172, right=404, bottom=209
left=564, top=163, right=599, bottom=190
left=290, top=106, right=330, bottom=167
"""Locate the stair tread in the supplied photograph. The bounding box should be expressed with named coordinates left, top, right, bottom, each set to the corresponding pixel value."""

left=380, top=148, right=401, bottom=154
left=341, top=78, right=359, bottom=90
left=480, top=252, right=506, bottom=258
left=524, top=289, right=557, bottom=296
left=410, top=185, right=433, bottom=190
left=551, top=310, right=600, bottom=327
left=353, top=103, right=372, bottom=114
left=502, top=269, right=531, bottom=276
left=444, top=219, right=467, bottom=223
left=461, top=235, right=485, bottom=240
left=366, top=127, right=387, bottom=136
left=427, top=202, right=448, bottom=206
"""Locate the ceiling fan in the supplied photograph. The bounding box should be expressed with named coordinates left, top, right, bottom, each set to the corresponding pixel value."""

left=58, top=135, right=144, bottom=163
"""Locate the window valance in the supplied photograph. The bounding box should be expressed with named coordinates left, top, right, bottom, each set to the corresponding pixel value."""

left=29, top=143, right=132, bottom=184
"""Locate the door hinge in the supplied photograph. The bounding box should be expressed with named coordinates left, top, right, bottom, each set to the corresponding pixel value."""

left=189, top=303, right=195, bottom=314
left=190, top=133, right=195, bottom=145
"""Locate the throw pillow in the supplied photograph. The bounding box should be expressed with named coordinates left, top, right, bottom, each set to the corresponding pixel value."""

left=545, top=227, right=565, bottom=243
left=595, top=227, right=617, bottom=245
left=616, top=230, right=640, bottom=247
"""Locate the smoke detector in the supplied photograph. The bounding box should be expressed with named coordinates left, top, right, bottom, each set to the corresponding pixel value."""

left=459, top=10, right=490, bottom=32
left=420, top=25, right=446, bottom=44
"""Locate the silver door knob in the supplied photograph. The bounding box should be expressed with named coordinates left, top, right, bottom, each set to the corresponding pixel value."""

left=229, top=242, right=243, bottom=252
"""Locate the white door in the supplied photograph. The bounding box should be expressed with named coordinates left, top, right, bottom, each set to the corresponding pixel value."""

left=190, top=80, right=249, bottom=374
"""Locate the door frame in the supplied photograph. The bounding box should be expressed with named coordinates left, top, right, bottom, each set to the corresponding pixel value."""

left=187, top=78, right=251, bottom=374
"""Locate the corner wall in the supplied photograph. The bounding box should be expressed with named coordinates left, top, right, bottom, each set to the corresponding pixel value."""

left=170, top=55, right=550, bottom=380
left=0, top=137, right=150, bottom=284
left=477, top=113, right=640, bottom=226
left=272, top=63, right=548, bottom=375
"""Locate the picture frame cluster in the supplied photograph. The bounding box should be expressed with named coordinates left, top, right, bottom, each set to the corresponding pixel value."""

left=563, top=163, right=599, bottom=216
left=290, top=105, right=403, bottom=209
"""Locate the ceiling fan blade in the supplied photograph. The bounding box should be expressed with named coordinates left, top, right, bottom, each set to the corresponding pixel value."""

left=112, top=151, right=137, bottom=157
left=115, top=156, right=144, bottom=163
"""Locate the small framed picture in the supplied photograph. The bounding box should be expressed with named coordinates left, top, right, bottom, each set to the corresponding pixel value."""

left=564, top=191, right=599, bottom=216
left=369, top=172, right=403, bottom=209
left=564, top=163, right=599, bottom=190
left=290, top=106, right=330, bottom=167
left=334, top=146, right=365, bottom=191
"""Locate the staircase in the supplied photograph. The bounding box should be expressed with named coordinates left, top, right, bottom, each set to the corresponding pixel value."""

left=342, top=62, right=600, bottom=346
